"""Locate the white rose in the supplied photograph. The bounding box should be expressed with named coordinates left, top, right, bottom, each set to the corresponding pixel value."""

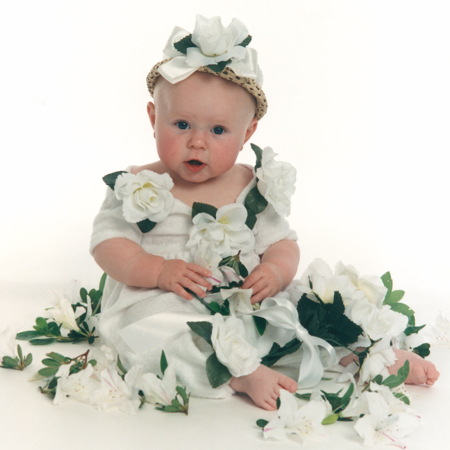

left=187, top=203, right=255, bottom=258
left=335, top=261, right=387, bottom=308
left=256, top=147, right=296, bottom=216
left=187, top=16, right=248, bottom=67
left=211, top=314, right=260, bottom=377
left=114, top=170, right=174, bottom=224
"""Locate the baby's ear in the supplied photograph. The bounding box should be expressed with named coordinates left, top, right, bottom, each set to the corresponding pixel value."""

left=147, top=102, right=156, bottom=129
left=244, top=117, right=258, bottom=144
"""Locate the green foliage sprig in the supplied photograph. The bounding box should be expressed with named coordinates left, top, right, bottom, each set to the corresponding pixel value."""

left=0, top=344, right=32, bottom=370
left=16, top=274, right=106, bottom=346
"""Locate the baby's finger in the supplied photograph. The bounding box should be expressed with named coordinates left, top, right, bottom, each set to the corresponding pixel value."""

left=180, top=277, right=209, bottom=299
left=242, top=272, right=262, bottom=290
left=186, top=263, right=212, bottom=278
left=186, top=271, right=212, bottom=290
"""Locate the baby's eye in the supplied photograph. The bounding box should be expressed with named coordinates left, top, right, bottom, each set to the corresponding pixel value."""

left=212, top=126, right=225, bottom=135
left=176, top=121, right=189, bottom=130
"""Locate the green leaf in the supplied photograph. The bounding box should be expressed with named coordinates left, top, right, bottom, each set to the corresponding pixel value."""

left=394, top=392, right=410, bottom=405
left=16, top=330, right=44, bottom=340
left=389, top=302, right=415, bottom=319
left=29, top=338, right=56, bottom=345
left=187, top=321, right=213, bottom=346
left=206, top=353, right=232, bottom=388
left=245, top=211, right=257, bottom=230
left=251, top=143, right=263, bottom=169
left=17, top=345, right=23, bottom=361
left=137, top=219, right=156, bottom=233
left=47, top=322, right=62, bottom=336
left=382, top=360, right=410, bottom=389
left=294, top=393, right=311, bottom=401
left=117, top=355, right=127, bottom=375
left=42, top=358, right=62, bottom=367
left=404, top=324, right=426, bottom=336
left=244, top=186, right=268, bottom=216
left=261, top=338, right=301, bottom=367
left=38, top=367, right=59, bottom=378
left=191, top=202, right=218, bottom=220
left=381, top=272, right=393, bottom=302
left=413, top=343, right=430, bottom=358
left=102, top=171, right=127, bottom=190
left=1, top=356, right=19, bottom=369
left=99, top=272, right=107, bottom=292
left=173, top=34, right=194, bottom=54
left=47, top=352, right=70, bottom=363
left=238, top=35, right=252, bottom=47
left=206, top=59, right=231, bottom=73
left=34, top=317, right=49, bottom=333
left=256, top=419, right=268, bottom=429
left=322, top=413, right=339, bottom=425
left=253, top=316, right=267, bottom=336
left=24, top=353, right=33, bottom=367
left=160, top=351, right=168, bottom=375
left=176, top=386, right=189, bottom=405
left=340, top=383, right=354, bottom=410
left=384, top=290, right=405, bottom=305
left=80, top=287, right=88, bottom=302
left=276, top=397, right=281, bottom=409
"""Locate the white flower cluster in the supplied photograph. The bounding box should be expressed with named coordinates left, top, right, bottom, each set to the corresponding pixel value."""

left=52, top=346, right=180, bottom=415
left=114, top=170, right=174, bottom=224
left=292, top=259, right=409, bottom=383
left=256, top=147, right=297, bottom=217
left=187, top=203, right=255, bottom=270
left=160, top=15, right=263, bottom=85
left=263, top=380, right=420, bottom=448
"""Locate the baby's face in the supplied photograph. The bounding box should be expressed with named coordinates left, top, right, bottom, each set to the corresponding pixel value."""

left=148, top=72, right=257, bottom=185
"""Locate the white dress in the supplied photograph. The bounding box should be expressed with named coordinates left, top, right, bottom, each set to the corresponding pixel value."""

left=90, top=169, right=298, bottom=398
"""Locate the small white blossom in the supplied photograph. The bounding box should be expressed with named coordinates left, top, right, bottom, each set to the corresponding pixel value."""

left=114, top=170, right=174, bottom=224
left=47, top=297, right=82, bottom=331
left=90, top=366, right=142, bottom=415
left=220, top=287, right=253, bottom=315
left=359, top=337, right=397, bottom=385
left=53, top=363, right=97, bottom=406
left=140, top=364, right=178, bottom=406
left=211, top=314, right=260, bottom=377
left=256, top=147, right=296, bottom=217
left=422, top=312, right=450, bottom=346
left=263, top=390, right=329, bottom=443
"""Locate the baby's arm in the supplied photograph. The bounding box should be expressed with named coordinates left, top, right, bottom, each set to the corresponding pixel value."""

left=241, top=239, right=300, bottom=304
left=93, top=238, right=212, bottom=300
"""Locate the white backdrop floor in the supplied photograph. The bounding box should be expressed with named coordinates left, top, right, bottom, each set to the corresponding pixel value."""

left=1, top=282, right=449, bottom=450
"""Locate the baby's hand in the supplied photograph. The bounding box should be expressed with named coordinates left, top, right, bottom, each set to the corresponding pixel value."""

left=241, top=262, right=284, bottom=304
left=157, top=259, right=212, bottom=301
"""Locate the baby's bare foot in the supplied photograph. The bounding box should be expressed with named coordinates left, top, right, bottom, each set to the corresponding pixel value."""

left=230, top=365, right=297, bottom=410
left=389, top=348, right=440, bottom=386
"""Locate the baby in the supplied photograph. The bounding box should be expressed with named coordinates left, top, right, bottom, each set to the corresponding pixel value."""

left=91, top=16, right=438, bottom=411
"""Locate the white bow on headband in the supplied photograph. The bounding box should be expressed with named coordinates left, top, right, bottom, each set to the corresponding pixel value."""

left=158, top=15, right=263, bottom=86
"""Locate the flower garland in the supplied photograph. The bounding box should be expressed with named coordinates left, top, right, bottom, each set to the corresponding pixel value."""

left=2, top=144, right=444, bottom=447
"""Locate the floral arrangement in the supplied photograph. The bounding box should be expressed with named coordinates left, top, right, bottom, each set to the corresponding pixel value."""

left=156, top=15, right=263, bottom=85
left=2, top=143, right=445, bottom=448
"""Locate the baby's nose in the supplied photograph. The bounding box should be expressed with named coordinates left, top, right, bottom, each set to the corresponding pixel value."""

left=188, top=130, right=207, bottom=149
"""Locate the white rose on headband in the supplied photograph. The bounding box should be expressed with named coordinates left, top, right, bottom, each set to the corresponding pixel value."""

left=114, top=171, right=174, bottom=224
left=256, top=147, right=297, bottom=216
left=188, top=16, right=248, bottom=66
left=211, top=314, right=260, bottom=377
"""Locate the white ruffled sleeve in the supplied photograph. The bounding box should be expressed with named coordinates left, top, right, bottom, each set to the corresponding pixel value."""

left=89, top=187, right=142, bottom=255
left=252, top=204, right=298, bottom=256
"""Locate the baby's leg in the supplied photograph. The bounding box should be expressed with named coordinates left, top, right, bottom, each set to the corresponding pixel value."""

left=389, top=348, right=440, bottom=386
left=230, top=365, right=298, bottom=410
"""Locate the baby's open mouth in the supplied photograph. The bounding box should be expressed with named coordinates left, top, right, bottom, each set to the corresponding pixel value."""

left=187, top=160, right=203, bottom=166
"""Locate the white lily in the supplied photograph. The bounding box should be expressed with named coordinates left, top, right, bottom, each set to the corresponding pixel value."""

left=221, top=287, right=253, bottom=315
left=47, top=297, right=82, bottom=331
left=53, top=363, right=97, bottom=406
left=90, top=366, right=142, bottom=414
left=140, top=363, right=178, bottom=406
left=263, top=389, right=329, bottom=443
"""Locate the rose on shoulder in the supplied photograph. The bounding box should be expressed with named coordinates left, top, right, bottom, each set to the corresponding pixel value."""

left=114, top=170, right=174, bottom=224
left=256, top=147, right=296, bottom=217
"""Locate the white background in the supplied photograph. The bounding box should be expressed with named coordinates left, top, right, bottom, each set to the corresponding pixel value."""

left=0, top=1, right=449, bottom=449
left=1, top=0, right=449, bottom=312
